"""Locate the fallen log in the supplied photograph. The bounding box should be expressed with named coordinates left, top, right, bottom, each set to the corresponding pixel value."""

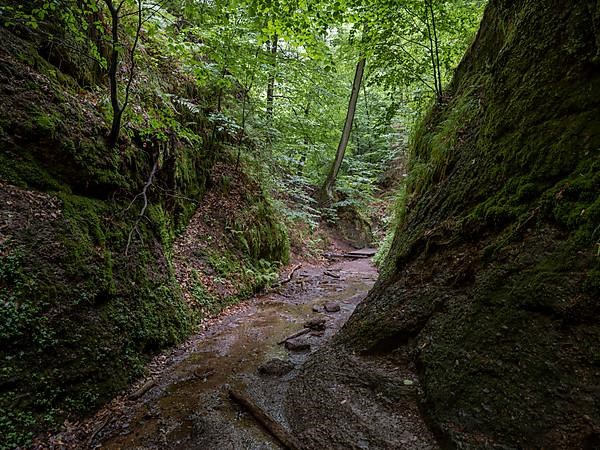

left=277, top=327, right=310, bottom=345
left=229, top=388, right=304, bottom=450
left=347, top=248, right=377, bottom=257
left=128, top=379, right=156, bottom=400
left=322, top=252, right=369, bottom=259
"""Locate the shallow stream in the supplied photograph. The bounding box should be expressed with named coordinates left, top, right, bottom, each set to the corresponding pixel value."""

left=92, top=257, right=377, bottom=449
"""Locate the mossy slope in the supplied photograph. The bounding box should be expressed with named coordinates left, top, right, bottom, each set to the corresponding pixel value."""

left=0, top=27, right=288, bottom=448
left=174, top=160, right=289, bottom=316
left=340, top=0, right=600, bottom=448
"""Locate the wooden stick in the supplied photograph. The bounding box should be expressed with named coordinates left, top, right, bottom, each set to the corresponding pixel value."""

left=322, top=252, right=369, bottom=259
left=87, top=415, right=110, bottom=447
left=277, top=327, right=310, bottom=345
left=229, top=388, right=304, bottom=450
left=193, top=368, right=215, bottom=379
left=280, top=263, right=302, bottom=285
left=128, top=379, right=156, bottom=400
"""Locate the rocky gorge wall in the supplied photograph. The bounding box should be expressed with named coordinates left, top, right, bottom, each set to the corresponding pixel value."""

left=340, top=0, right=600, bottom=447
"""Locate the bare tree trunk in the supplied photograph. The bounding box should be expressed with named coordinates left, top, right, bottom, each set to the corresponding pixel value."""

left=105, top=0, right=142, bottom=148
left=363, top=82, right=370, bottom=120
left=236, top=87, right=249, bottom=169
left=297, top=103, right=310, bottom=176
left=429, top=0, right=443, bottom=98
left=106, top=1, right=121, bottom=147
left=425, top=0, right=442, bottom=101
left=266, top=34, right=278, bottom=127
left=318, top=57, right=366, bottom=204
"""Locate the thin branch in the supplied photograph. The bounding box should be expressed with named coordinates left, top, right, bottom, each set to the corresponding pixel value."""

left=393, top=32, right=431, bottom=51
left=120, top=0, right=142, bottom=115
left=398, top=3, right=428, bottom=27
left=125, top=159, right=159, bottom=256
left=386, top=42, right=436, bottom=93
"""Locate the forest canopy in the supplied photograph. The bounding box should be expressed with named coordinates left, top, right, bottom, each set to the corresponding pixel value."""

left=1, top=0, right=485, bottom=205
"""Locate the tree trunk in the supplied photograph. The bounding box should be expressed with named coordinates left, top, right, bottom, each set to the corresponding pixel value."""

left=429, top=0, right=443, bottom=98
left=106, top=1, right=121, bottom=148
left=297, top=103, right=310, bottom=176
left=266, top=34, right=278, bottom=128
left=318, top=57, right=366, bottom=204
left=105, top=0, right=142, bottom=148
left=425, top=0, right=442, bottom=101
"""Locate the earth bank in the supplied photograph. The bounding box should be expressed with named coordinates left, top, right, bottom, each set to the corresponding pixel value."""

left=0, top=25, right=288, bottom=448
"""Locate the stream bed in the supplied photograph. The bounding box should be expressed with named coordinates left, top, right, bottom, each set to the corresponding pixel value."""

left=80, top=257, right=377, bottom=449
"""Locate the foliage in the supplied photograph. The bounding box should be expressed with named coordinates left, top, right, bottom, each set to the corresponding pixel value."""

left=0, top=0, right=487, bottom=445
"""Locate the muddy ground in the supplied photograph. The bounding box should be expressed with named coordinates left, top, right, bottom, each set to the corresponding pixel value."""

left=34, top=251, right=437, bottom=449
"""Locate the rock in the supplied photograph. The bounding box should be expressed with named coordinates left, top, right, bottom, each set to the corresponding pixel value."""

left=285, top=338, right=311, bottom=351
left=324, top=303, right=340, bottom=313
left=194, top=367, right=216, bottom=380
left=258, top=358, right=295, bottom=376
left=312, top=305, right=321, bottom=313
left=304, top=318, right=326, bottom=331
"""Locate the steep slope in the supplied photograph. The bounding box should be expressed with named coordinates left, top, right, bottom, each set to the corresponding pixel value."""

left=337, top=0, right=600, bottom=447
left=0, top=27, right=288, bottom=448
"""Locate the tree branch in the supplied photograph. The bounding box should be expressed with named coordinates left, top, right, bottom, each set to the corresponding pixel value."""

left=125, top=158, right=159, bottom=256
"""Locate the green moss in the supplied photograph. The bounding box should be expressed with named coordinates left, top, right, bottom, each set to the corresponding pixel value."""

left=0, top=24, right=290, bottom=449
left=374, top=186, right=407, bottom=269
left=0, top=158, right=206, bottom=447
left=407, top=78, right=485, bottom=198
left=0, top=248, right=45, bottom=343
left=0, top=152, right=68, bottom=192
left=191, top=271, right=220, bottom=312
left=344, top=1, right=600, bottom=447
left=30, top=110, right=63, bottom=139
left=227, top=196, right=290, bottom=264
left=207, top=249, right=280, bottom=297
left=0, top=182, right=202, bottom=447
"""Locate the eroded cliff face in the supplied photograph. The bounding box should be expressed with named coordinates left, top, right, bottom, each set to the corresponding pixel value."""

left=340, top=0, right=600, bottom=447
left=0, top=27, right=288, bottom=447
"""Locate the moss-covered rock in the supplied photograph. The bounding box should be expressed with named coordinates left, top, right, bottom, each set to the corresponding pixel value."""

left=340, top=0, right=600, bottom=447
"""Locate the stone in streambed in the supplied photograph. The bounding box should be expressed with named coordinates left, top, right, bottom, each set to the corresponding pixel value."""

left=258, top=358, right=295, bottom=376
left=304, top=318, right=326, bottom=331
left=324, top=302, right=341, bottom=313
left=285, top=338, right=311, bottom=351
